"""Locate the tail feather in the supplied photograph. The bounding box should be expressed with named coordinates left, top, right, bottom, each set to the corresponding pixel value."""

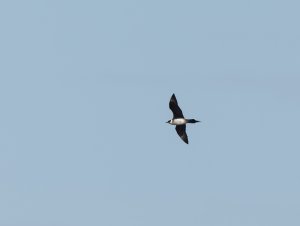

left=187, top=119, right=200, bottom=123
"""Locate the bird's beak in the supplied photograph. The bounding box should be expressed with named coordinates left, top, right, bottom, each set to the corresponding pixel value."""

left=165, top=121, right=169, bottom=123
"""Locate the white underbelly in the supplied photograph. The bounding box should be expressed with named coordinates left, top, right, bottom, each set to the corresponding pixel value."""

left=171, top=118, right=186, bottom=125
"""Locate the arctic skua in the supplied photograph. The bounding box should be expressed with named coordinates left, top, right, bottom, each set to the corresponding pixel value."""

left=166, top=93, right=200, bottom=144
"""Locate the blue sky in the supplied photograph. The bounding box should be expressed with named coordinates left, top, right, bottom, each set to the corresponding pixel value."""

left=1, top=1, right=300, bottom=225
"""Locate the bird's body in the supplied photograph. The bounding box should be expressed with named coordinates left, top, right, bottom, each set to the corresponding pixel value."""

left=166, top=94, right=200, bottom=144
left=168, top=118, right=187, bottom=125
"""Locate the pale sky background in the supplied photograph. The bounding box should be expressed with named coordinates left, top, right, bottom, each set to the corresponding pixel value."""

left=1, top=1, right=300, bottom=225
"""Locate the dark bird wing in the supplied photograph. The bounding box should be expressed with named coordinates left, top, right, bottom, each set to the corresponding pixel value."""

left=169, top=94, right=184, bottom=119
left=175, top=125, right=188, bottom=144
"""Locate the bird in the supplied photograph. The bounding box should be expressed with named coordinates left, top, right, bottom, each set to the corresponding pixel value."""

left=166, top=93, right=200, bottom=144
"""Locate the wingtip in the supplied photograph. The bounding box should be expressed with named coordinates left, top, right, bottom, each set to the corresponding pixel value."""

left=183, top=138, right=189, bottom=144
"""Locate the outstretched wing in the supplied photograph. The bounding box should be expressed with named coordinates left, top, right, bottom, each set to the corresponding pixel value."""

left=175, top=125, right=188, bottom=144
left=169, top=94, right=184, bottom=119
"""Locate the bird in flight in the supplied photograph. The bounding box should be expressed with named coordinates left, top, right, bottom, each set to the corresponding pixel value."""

left=166, top=93, right=200, bottom=144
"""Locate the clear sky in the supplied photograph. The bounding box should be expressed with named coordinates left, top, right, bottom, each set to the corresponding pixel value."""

left=1, top=1, right=300, bottom=225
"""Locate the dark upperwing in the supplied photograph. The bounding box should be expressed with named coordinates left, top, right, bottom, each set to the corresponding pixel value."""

left=169, top=93, right=184, bottom=119
left=175, top=125, right=188, bottom=144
